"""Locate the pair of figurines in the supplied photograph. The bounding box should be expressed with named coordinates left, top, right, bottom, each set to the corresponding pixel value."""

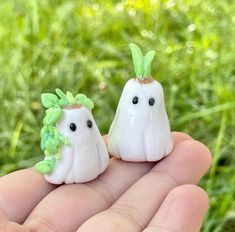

left=35, top=43, right=173, bottom=184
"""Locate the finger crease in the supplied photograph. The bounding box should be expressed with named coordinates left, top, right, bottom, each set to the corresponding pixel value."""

left=144, top=224, right=181, bottom=232
left=86, top=179, right=116, bottom=207
left=150, top=170, right=180, bottom=186
left=110, top=204, right=145, bottom=231
left=25, top=215, right=57, bottom=232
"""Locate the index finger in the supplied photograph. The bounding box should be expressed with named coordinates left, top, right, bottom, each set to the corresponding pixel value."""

left=0, top=168, right=56, bottom=223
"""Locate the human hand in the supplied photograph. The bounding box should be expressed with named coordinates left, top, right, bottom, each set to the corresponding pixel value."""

left=0, top=132, right=211, bottom=232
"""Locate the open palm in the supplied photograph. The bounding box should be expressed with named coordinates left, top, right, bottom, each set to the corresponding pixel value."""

left=0, top=132, right=211, bottom=232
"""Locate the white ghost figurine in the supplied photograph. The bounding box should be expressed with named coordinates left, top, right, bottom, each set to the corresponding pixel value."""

left=35, top=89, right=109, bottom=184
left=108, top=43, right=173, bottom=162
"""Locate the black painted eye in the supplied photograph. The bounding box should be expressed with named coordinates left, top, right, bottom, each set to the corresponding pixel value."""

left=149, top=98, right=155, bottom=106
left=132, top=96, right=138, bottom=104
left=87, top=120, right=93, bottom=128
left=70, top=123, right=77, bottom=131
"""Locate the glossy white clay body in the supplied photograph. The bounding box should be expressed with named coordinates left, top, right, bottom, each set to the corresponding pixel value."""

left=45, top=106, right=109, bottom=184
left=108, top=78, right=173, bottom=162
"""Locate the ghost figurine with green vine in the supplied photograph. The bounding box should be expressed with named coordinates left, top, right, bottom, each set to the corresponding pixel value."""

left=35, top=89, right=109, bottom=184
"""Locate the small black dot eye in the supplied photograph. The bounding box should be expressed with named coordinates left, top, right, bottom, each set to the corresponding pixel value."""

left=149, top=98, right=155, bottom=106
left=87, top=120, right=92, bottom=128
left=132, top=96, right=138, bottom=104
left=70, top=123, right=77, bottom=131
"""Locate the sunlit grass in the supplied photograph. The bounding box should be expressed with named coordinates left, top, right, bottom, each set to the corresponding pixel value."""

left=0, top=0, right=235, bottom=231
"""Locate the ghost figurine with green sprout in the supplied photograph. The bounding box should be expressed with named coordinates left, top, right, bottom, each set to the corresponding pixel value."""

left=108, top=43, right=173, bottom=161
left=35, top=89, right=109, bottom=184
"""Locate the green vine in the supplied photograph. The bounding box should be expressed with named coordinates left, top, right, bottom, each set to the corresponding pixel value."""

left=129, top=43, right=156, bottom=80
left=35, top=89, right=94, bottom=174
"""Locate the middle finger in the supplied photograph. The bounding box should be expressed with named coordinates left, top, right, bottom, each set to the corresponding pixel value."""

left=78, top=140, right=212, bottom=232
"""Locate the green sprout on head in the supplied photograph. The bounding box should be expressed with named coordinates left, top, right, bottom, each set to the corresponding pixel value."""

left=35, top=89, right=94, bottom=174
left=129, top=43, right=156, bottom=80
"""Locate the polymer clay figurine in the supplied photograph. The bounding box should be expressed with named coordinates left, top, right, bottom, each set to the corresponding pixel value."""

left=35, top=89, right=109, bottom=184
left=108, top=43, right=173, bottom=161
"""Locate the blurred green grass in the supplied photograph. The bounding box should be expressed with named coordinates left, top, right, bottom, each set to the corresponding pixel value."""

left=0, top=0, right=234, bottom=231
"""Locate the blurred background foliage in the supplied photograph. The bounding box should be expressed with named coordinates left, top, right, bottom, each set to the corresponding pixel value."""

left=0, top=0, right=234, bottom=231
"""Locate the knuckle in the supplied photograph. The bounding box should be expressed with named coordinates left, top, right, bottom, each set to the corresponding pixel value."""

left=25, top=216, right=56, bottom=232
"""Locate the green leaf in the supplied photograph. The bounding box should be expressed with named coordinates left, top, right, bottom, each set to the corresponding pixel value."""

left=66, top=91, right=77, bottom=105
left=55, top=88, right=66, bottom=98
left=40, top=125, right=53, bottom=138
left=55, top=152, right=61, bottom=160
left=48, top=125, right=55, bottom=134
left=54, top=129, right=61, bottom=140
left=43, top=107, right=62, bottom=125
left=40, top=125, right=49, bottom=138
left=58, top=97, right=69, bottom=107
left=40, top=134, right=51, bottom=150
left=143, top=50, right=155, bottom=78
left=54, top=130, right=68, bottom=144
left=56, top=89, right=69, bottom=107
left=44, top=138, right=60, bottom=154
left=41, top=93, right=59, bottom=108
left=35, top=158, right=55, bottom=174
left=76, top=94, right=94, bottom=109
left=129, top=43, right=144, bottom=79
left=63, top=137, right=71, bottom=146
